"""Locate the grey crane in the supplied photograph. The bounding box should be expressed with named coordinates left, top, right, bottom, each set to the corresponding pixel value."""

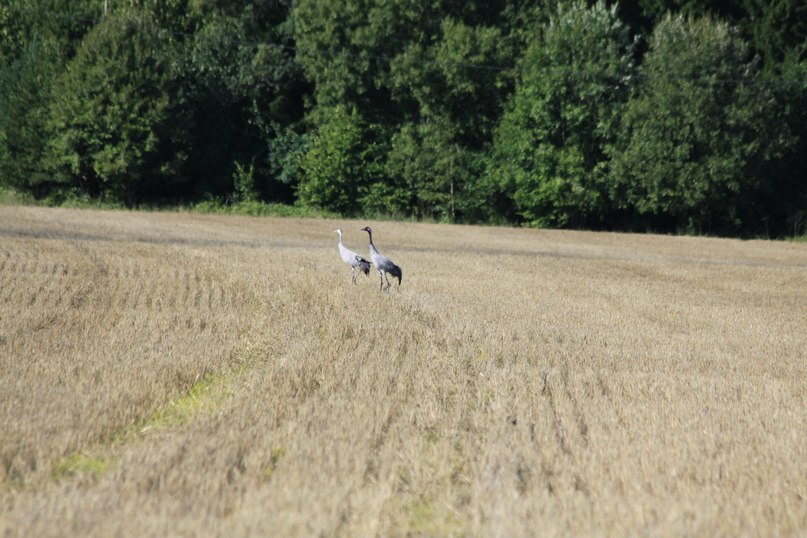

left=360, top=226, right=402, bottom=291
left=335, top=229, right=371, bottom=284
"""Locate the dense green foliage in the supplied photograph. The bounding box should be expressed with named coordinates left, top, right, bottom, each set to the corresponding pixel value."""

left=609, top=14, right=796, bottom=234
left=488, top=1, right=635, bottom=228
left=1, top=0, right=805, bottom=235
left=46, top=11, right=187, bottom=205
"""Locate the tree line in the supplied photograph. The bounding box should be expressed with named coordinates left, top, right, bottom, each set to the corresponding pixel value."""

left=1, top=0, right=805, bottom=236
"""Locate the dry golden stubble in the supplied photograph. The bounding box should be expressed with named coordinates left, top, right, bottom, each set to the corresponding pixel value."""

left=0, top=206, right=805, bottom=536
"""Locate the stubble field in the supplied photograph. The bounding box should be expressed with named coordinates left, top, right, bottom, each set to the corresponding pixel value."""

left=1, top=205, right=806, bottom=536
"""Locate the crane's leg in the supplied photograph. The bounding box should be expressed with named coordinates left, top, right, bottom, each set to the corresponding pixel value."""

left=351, top=266, right=357, bottom=284
left=384, top=273, right=391, bottom=291
left=378, top=270, right=384, bottom=290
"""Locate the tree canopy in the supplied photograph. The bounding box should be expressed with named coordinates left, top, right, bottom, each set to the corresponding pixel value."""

left=488, top=1, right=635, bottom=228
left=1, top=0, right=805, bottom=236
left=609, top=14, right=797, bottom=234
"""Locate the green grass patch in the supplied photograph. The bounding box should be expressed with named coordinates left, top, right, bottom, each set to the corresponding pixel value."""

left=262, top=445, right=286, bottom=481
left=137, top=370, right=234, bottom=433
left=0, top=187, right=35, bottom=206
left=52, top=452, right=111, bottom=482
left=188, top=199, right=338, bottom=219
left=51, top=370, right=238, bottom=486
left=408, top=495, right=463, bottom=536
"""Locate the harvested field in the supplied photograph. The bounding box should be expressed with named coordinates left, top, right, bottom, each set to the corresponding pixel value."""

left=1, top=205, right=806, bottom=536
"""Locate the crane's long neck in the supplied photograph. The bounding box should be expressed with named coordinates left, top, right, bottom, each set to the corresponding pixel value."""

left=366, top=231, right=378, bottom=253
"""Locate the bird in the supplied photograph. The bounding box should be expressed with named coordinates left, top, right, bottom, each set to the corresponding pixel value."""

left=335, top=229, right=371, bottom=284
left=360, top=226, right=402, bottom=291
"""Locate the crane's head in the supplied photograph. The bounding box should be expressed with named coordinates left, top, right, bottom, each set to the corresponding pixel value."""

left=361, top=226, right=372, bottom=235
left=334, top=228, right=342, bottom=235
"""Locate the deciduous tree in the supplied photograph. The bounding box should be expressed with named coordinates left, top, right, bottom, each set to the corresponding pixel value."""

left=488, top=1, right=634, bottom=227
left=46, top=11, right=188, bottom=205
left=609, top=14, right=795, bottom=234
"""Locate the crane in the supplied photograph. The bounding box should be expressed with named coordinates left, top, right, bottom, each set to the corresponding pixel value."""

left=335, top=229, right=371, bottom=284
left=360, top=226, right=402, bottom=291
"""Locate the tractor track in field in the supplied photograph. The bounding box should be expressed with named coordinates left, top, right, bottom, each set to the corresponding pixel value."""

left=539, top=368, right=593, bottom=499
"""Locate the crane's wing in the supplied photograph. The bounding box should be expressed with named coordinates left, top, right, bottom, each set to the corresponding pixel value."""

left=355, top=255, right=371, bottom=275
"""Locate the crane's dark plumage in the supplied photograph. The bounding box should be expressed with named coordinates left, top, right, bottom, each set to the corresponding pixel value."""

left=336, top=229, right=371, bottom=284
left=361, top=226, right=402, bottom=291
